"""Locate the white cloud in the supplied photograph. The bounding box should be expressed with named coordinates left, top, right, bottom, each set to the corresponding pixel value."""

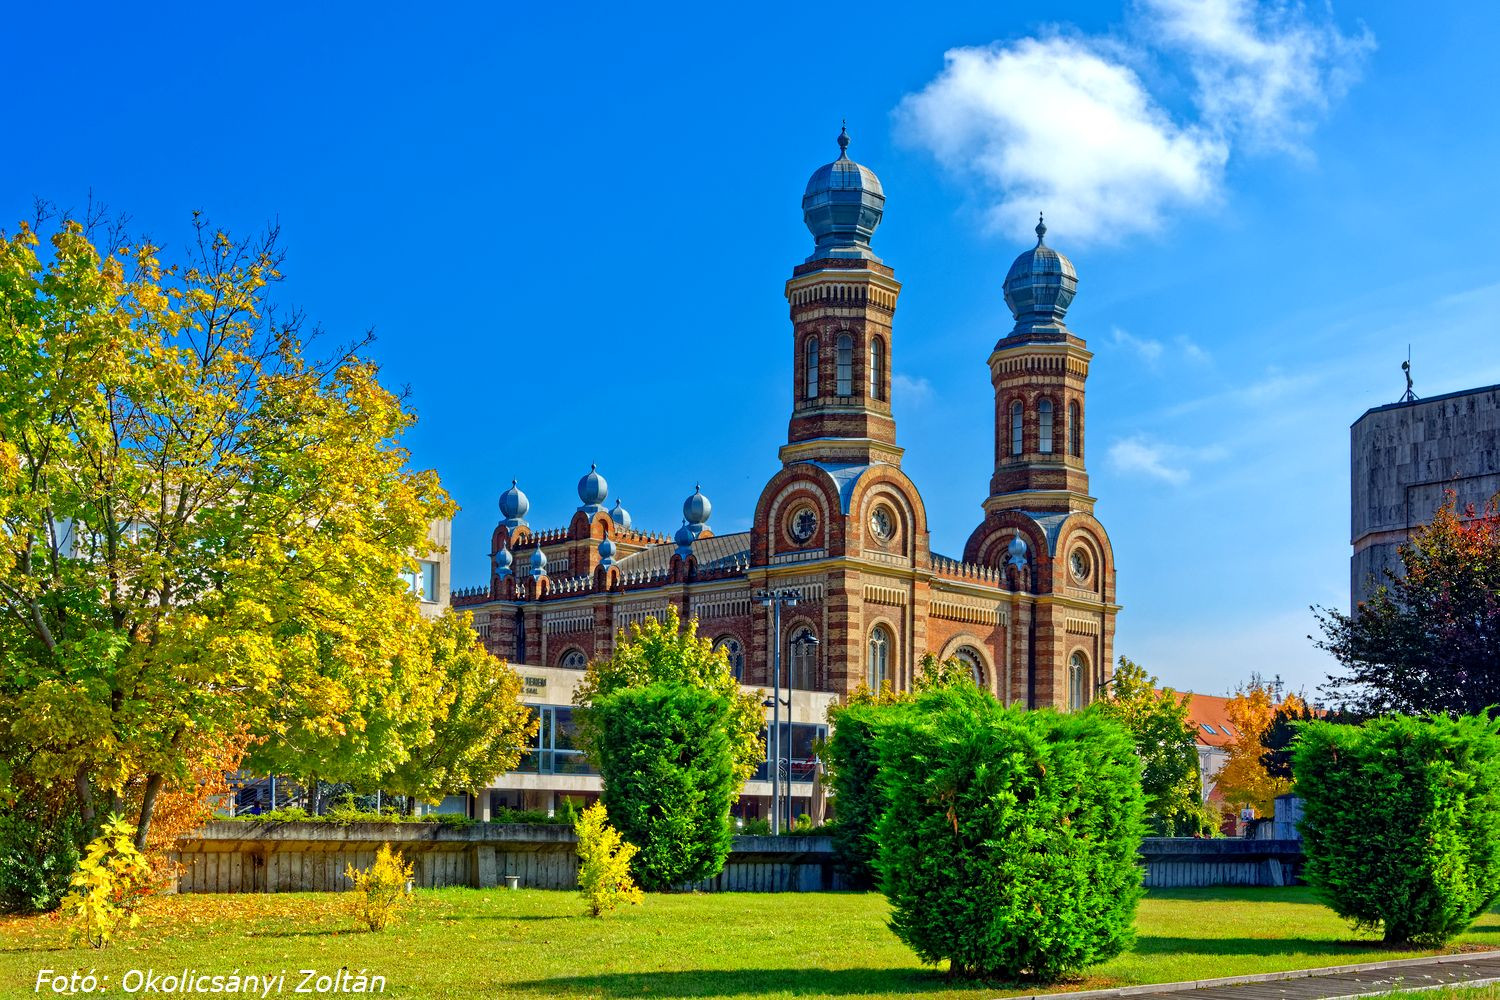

left=1108, top=433, right=1227, bottom=485
left=895, top=37, right=1227, bottom=245
left=892, top=373, right=933, bottom=406
left=1176, top=336, right=1212, bottom=364
left=1112, top=326, right=1166, bottom=365
left=1142, top=0, right=1376, bottom=154
left=895, top=2, right=1372, bottom=244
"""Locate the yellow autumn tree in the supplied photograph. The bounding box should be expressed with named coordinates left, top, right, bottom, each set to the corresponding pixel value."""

left=1215, top=676, right=1306, bottom=817
left=0, top=209, right=456, bottom=850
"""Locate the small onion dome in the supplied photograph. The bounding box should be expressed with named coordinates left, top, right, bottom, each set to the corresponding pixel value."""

left=674, top=520, right=696, bottom=558
left=683, top=484, right=712, bottom=534
left=494, top=545, right=514, bottom=578
left=1006, top=533, right=1029, bottom=568
left=802, top=125, right=885, bottom=263
left=499, top=479, right=530, bottom=526
left=529, top=541, right=548, bottom=578
left=1003, top=214, right=1077, bottom=333
left=608, top=498, right=632, bottom=531
left=598, top=537, right=618, bottom=568
left=577, top=464, right=609, bottom=511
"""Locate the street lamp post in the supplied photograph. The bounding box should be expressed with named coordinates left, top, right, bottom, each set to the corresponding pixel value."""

left=755, top=587, right=800, bottom=834
left=786, top=631, right=819, bottom=834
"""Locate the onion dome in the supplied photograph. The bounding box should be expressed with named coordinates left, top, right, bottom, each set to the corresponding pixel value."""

left=577, top=464, right=609, bottom=513
left=494, top=545, right=514, bottom=579
left=499, top=480, right=530, bottom=527
left=529, top=541, right=548, bottom=579
left=1006, top=533, right=1029, bottom=568
left=802, top=125, right=885, bottom=263
left=598, top=537, right=618, bottom=568
left=683, top=484, right=712, bottom=538
left=608, top=498, right=632, bottom=531
left=1003, top=214, right=1077, bottom=334
left=674, top=520, right=696, bottom=559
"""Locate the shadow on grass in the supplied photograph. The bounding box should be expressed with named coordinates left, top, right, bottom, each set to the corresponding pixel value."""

left=501, top=968, right=1051, bottom=999
left=1132, top=935, right=1396, bottom=957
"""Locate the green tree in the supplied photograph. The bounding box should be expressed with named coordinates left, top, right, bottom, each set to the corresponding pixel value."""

left=588, top=683, right=738, bottom=889
left=1315, top=492, right=1500, bottom=718
left=573, top=608, right=760, bottom=889
left=820, top=652, right=974, bottom=888
left=875, top=686, right=1145, bottom=981
left=574, top=607, right=763, bottom=783
left=1294, top=712, right=1500, bottom=945
left=381, top=610, right=538, bottom=806
left=0, top=210, right=454, bottom=849
left=1097, top=657, right=1219, bottom=836
left=574, top=800, right=643, bottom=916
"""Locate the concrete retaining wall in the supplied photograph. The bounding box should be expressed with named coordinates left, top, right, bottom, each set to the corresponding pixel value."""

left=174, top=822, right=1302, bottom=894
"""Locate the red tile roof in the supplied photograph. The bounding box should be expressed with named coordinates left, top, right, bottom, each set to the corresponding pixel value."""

left=1157, top=689, right=1239, bottom=747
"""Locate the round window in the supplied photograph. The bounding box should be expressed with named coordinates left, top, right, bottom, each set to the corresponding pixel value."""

left=869, top=506, right=894, bottom=541
left=789, top=506, right=818, bottom=544
left=1070, top=548, right=1090, bottom=582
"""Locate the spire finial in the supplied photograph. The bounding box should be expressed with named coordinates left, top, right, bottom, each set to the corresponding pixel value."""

left=1035, top=212, right=1047, bottom=245
left=837, top=121, right=850, bottom=158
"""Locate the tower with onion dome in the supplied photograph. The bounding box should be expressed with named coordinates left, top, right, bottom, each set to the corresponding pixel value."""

left=780, top=125, right=904, bottom=467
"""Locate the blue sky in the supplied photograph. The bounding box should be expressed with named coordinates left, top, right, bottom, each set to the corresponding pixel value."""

left=8, top=2, right=1500, bottom=697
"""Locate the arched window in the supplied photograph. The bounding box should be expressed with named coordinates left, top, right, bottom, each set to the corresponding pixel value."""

left=713, top=636, right=745, bottom=682
left=1068, top=402, right=1081, bottom=457
left=560, top=648, right=587, bottom=670
left=867, top=625, right=890, bottom=689
left=836, top=335, right=853, bottom=397
left=1069, top=652, right=1087, bottom=710
left=1010, top=401, right=1024, bottom=456
left=953, top=646, right=985, bottom=685
left=869, top=337, right=884, bottom=401
left=804, top=336, right=819, bottom=400
left=1038, top=398, right=1054, bottom=454
left=789, top=628, right=817, bottom=689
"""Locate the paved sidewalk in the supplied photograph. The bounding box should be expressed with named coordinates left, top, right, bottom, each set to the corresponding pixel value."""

left=1009, top=951, right=1500, bottom=1000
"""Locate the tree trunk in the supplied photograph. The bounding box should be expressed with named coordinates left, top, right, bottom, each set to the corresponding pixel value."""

left=74, top=766, right=95, bottom=832
left=134, top=773, right=165, bottom=850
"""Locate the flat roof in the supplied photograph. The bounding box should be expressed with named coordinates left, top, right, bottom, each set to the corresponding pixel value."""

left=1353, top=381, right=1500, bottom=426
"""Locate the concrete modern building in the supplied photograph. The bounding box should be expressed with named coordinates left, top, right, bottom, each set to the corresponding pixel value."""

left=1351, top=382, right=1500, bottom=607
left=453, top=129, right=1121, bottom=820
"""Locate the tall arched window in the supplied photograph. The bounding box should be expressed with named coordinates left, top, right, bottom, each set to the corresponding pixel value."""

left=789, top=628, right=817, bottom=689
left=953, top=646, right=985, bottom=685
left=867, top=625, right=890, bottom=689
left=805, top=336, right=820, bottom=400
left=1068, top=402, right=1081, bottom=457
left=836, top=334, right=853, bottom=397
left=1038, top=398, right=1054, bottom=454
left=1010, top=401, right=1024, bottom=455
left=869, top=337, right=885, bottom=401
left=1069, top=652, right=1087, bottom=710
left=713, top=636, right=745, bottom=682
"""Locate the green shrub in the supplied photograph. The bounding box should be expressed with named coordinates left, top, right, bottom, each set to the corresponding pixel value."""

left=589, top=682, right=737, bottom=890
left=344, top=843, right=414, bottom=932
left=62, top=815, right=155, bottom=948
left=874, top=690, right=1145, bottom=981
left=822, top=701, right=898, bottom=888
left=738, top=818, right=771, bottom=836
left=575, top=802, right=643, bottom=916
left=0, top=803, right=80, bottom=913
left=1293, top=712, right=1500, bottom=946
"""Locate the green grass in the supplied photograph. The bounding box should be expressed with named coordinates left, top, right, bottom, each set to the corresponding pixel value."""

left=2, top=887, right=1499, bottom=1000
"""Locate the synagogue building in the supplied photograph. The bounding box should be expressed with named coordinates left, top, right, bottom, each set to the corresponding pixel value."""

left=452, top=130, right=1120, bottom=818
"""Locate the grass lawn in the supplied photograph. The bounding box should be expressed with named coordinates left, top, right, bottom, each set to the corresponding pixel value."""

left=3, top=887, right=1499, bottom=1000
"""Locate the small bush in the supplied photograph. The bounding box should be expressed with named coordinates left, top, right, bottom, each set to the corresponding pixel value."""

left=823, top=701, right=904, bottom=888
left=0, top=804, right=80, bottom=913
left=61, top=815, right=155, bottom=949
left=738, top=818, right=771, bottom=836
left=575, top=802, right=643, bottom=917
left=589, top=682, right=738, bottom=890
left=875, top=689, right=1145, bottom=981
left=344, top=843, right=414, bottom=932
left=1294, top=712, right=1500, bottom=946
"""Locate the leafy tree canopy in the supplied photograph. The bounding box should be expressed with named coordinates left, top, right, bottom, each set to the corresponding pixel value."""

left=0, top=209, right=455, bottom=846
left=1097, top=657, right=1219, bottom=836
left=1216, top=676, right=1304, bottom=817
left=1315, top=492, right=1500, bottom=718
